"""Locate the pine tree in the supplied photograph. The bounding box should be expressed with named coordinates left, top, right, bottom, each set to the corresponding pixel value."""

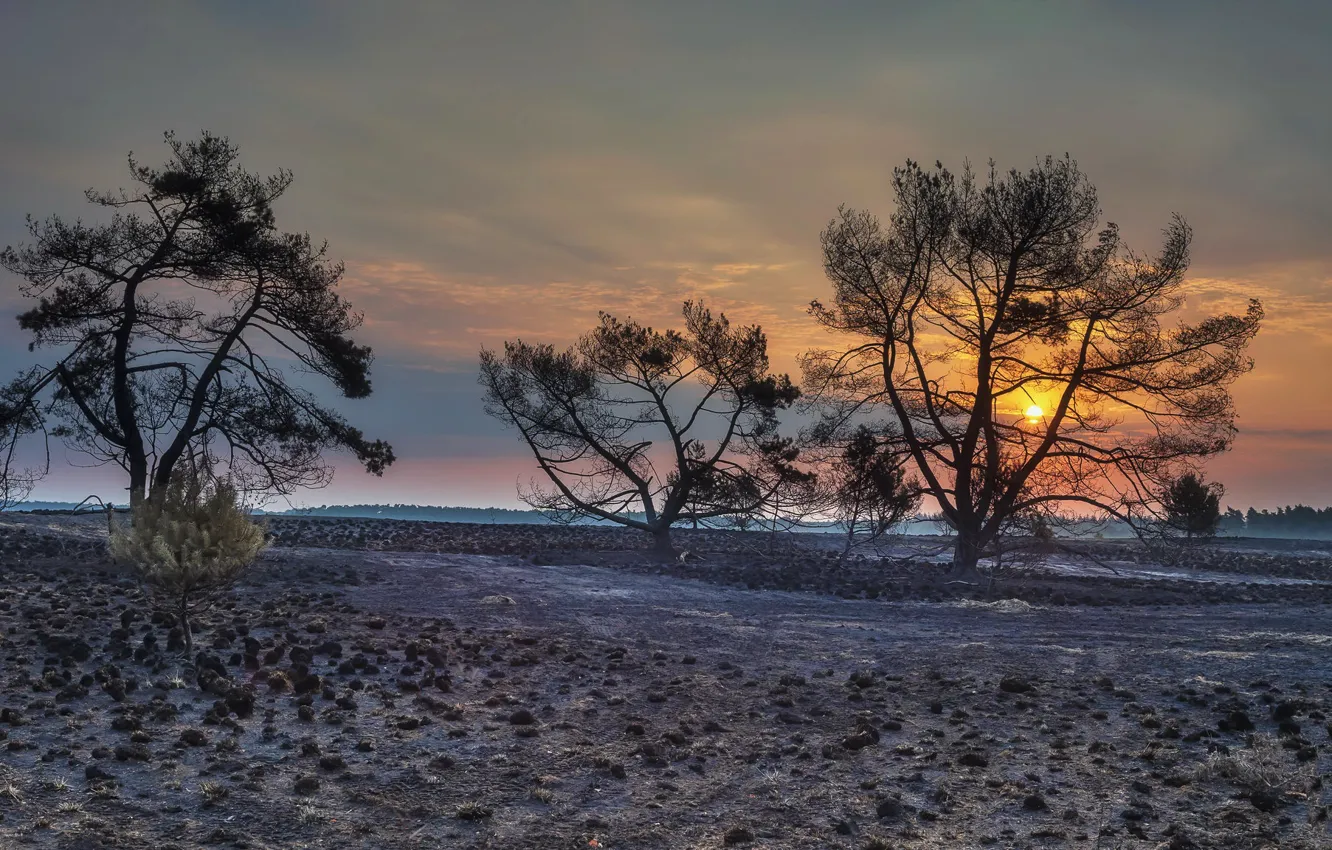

left=110, top=464, right=266, bottom=652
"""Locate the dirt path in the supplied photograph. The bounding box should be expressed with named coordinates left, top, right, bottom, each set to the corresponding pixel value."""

left=278, top=547, right=1332, bottom=689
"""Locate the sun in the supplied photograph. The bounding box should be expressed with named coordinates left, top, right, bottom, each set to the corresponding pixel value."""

left=1024, top=404, right=1043, bottom=419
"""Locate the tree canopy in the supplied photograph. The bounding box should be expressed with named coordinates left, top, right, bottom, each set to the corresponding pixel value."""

left=479, top=301, right=800, bottom=551
left=1160, top=472, right=1223, bottom=540
left=0, top=131, right=393, bottom=507
left=804, top=155, right=1262, bottom=578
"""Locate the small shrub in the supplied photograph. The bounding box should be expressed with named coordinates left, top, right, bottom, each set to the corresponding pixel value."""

left=110, top=465, right=267, bottom=652
left=454, top=801, right=493, bottom=820
left=200, top=781, right=229, bottom=807
left=1197, top=733, right=1314, bottom=808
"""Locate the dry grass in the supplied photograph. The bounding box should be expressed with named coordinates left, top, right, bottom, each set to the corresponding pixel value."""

left=1196, top=733, right=1314, bottom=801
left=41, top=777, right=70, bottom=793
left=200, top=782, right=230, bottom=807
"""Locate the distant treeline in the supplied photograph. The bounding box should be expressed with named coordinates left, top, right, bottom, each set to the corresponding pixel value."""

left=1, top=500, right=127, bottom=513
left=7, top=500, right=1332, bottom=540
left=1219, top=506, right=1332, bottom=539
left=271, top=504, right=574, bottom=524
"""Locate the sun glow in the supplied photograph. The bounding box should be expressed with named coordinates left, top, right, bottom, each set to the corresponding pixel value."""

left=1024, top=404, right=1043, bottom=420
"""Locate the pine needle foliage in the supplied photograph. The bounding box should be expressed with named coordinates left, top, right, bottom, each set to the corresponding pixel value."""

left=110, top=465, right=266, bottom=652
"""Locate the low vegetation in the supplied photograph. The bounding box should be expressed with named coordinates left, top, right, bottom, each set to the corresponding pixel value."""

left=109, top=465, right=267, bottom=652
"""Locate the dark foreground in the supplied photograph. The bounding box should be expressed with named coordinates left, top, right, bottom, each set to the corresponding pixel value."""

left=0, top=515, right=1330, bottom=849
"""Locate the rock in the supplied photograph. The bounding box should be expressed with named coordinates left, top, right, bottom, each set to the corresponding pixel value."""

left=1220, top=710, right=1254, bottom=732
left=318, top=754, right=346, bottom=771
left=44, top=634, right=92, bottom=662
left=317, top=640, right=343, bottom=658
left=294, top=674, right=322, bottom=695
left=957, top=752, right=989, bottom=768
left=723, top=825, right=755, bottom=844
left=293, top=775, right=320, bottom=795
left=509, top=709, right=536, bottom=725
left=179, top=728, right=208, bottom=747
left=225, top=685, right=256, bottom=718
left=1000, top=675, right=1034, bottom=694
left=113, top=743, right=151, bottom=762
left=842, top=726, right=880, bottom=751
left=428, top=754, right=455, bottom=771
left=84, top=763, right=116, bottom=782
left=1023, top=793, right=1048, bottom=811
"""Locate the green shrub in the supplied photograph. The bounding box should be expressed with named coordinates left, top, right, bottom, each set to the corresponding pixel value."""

left=110, top=466, right=267, bottom=652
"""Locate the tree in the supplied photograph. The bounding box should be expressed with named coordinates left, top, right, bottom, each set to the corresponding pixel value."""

left=1219, top=506, right=1246, bottom=535
left=110, top=463, right=267, bottom=653
left=1160, top=472, right=1223, bottom=540
left=715, top=434, right=822, bottom=555
left=479, top=301, right=800, bottom=553
left=804, top=155, right=1261, bottom=581
left=0, top=373, right=46, bottom=509
left=0, top=131, right=393, bottom=510
left=822, top=424, right=921, bottom=562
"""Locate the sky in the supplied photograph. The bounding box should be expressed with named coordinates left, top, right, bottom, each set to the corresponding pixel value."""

left=2, top=1, right=1330, bottom=510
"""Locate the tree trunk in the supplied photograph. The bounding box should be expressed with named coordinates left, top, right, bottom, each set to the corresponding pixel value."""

left=948, top=533, right=985, bottom=584
left=839, top=525, right=856, bottom=566
left=650, top=526, right=675, bottom=558
left=180, top=596, right=193, bottom=654
left=128, top=460, right=149, bottom=515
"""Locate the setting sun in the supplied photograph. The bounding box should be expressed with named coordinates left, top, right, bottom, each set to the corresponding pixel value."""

left=1025, top=404, right=1043, bottom=419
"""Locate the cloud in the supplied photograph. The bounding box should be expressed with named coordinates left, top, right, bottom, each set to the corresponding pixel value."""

left=3, top=1, right=1331, bottom=509
left=1185, top=265, right=1332, bottom=340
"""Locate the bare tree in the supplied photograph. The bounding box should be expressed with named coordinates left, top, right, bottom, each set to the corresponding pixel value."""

left=804, top=155, right=1261, bottom=581
left=479, top=301, right=800, bottom=553
left=0, top=131, right=393, bottom=509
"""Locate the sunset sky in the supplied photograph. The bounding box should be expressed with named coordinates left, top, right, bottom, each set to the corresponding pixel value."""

left=2, top=1, right=1329, bottom=510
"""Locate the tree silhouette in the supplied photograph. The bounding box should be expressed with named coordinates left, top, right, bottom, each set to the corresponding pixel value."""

left=804, top=156, right=1261, bottom=580
left=0, top=132, right=393, bottom=508
left=828, top=424, right=920, bottom=558
left=0, top=375, right=45, bottom=509
left=479, top=301, right=800, bottom=553
left=1160, top=473, right=1223, bottom=540
left=801, top=421, right=919, bottom=561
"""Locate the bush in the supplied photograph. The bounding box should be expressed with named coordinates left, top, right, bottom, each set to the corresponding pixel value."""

left=1195, top=733, right=1315, bottom=810
left=110, top=466, right=267, bottom=652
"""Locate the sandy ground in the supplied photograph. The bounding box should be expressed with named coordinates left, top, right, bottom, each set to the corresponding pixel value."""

left=286, top=546, right=1332, bottom=686
left=1, top=517, right=1331, bottom=849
